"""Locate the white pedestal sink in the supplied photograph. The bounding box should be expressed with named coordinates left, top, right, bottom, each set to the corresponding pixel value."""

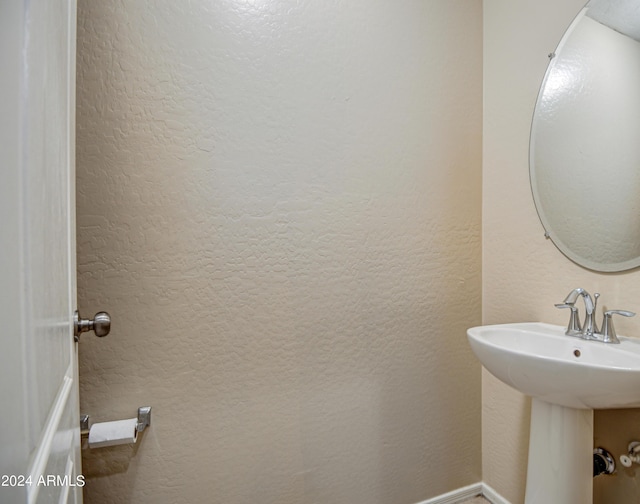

left=467, top=323, right=640, bottom=504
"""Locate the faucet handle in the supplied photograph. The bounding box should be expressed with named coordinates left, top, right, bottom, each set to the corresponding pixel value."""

left=555, top=303, right=582, bottom=334
left=600, top=310, right=636, bottom=344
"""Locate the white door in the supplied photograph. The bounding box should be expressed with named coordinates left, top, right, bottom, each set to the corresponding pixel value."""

left=1, top=1, right=82, bottom=503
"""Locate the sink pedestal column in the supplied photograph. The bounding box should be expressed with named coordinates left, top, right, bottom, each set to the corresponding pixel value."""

left=524, top=398, right=593, bottom=504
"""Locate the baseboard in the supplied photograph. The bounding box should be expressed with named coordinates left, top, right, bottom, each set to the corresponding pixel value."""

left=416, top=483, right=482, bottom=504
left=415, top=482, right=511, bottom=504
left=480, top=482, right=512, bottom=504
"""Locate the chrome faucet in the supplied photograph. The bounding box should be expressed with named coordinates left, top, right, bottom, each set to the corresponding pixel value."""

left=555, top=288, right=596, bottom=337
left=555, top=288, right=635, bottom=344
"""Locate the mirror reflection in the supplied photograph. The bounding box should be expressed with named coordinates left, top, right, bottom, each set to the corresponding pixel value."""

left=530, top=0, right=640, bottom=271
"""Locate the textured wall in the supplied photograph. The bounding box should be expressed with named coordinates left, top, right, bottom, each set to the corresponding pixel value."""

left=76, top=1, right=482, bottom=503
left=483, top=1, right=640, bottom=503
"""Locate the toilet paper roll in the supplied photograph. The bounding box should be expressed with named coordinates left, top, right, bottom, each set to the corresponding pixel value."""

left=88, top=418, right=138, bottom=449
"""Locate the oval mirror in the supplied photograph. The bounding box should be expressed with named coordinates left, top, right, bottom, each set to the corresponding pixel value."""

left=530, top=0, right=640, bottom=272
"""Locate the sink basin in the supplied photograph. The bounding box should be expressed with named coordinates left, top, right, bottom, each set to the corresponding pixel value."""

left=467, top=322, right=640, bottom=409
left=468, top=322, right=640, bottom=503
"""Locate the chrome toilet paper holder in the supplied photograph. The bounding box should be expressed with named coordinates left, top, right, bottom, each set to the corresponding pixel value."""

left=80, top=406, right=152, bottom=438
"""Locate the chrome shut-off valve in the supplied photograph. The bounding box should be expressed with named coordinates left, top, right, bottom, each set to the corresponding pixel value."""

left=74, top=310, right=111, bottom=342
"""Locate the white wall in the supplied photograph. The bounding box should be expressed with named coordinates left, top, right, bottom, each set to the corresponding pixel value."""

left=76, top=1, right=483, bottom=503
left=484, top=1, right=640, bottom=503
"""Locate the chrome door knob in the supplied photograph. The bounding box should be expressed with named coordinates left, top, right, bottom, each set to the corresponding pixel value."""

left=74, top=310, right=111, bottom=341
